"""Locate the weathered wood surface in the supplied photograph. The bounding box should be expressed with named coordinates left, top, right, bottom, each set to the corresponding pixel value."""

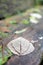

left=6, top=27, right=43, bottom=65
left=0, top=7, right=43, bottom=65
left=2, top=25, right=43, bottom=65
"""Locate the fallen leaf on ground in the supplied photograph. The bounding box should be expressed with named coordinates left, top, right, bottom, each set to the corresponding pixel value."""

left=0, top=27, right=11, bottom=33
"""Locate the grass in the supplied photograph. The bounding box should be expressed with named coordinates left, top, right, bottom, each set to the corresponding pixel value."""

left=0, top=32, right=9, bottom=38
left=0, top=47, right=12, bottom=65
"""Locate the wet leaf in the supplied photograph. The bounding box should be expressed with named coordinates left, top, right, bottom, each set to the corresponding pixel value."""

left=7, top=37, right=35, bottom=55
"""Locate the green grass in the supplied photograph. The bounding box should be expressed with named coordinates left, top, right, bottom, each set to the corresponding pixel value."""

left=0, top=32, right=9, bottom=38
left=0, top=47, right=12, bottom=65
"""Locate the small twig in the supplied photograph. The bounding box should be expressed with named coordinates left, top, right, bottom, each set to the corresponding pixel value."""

left=1, top=42, right=4, bottom=61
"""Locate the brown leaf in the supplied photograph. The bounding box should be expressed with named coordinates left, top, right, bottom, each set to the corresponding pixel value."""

left=0, top=27, right=11, bottom=33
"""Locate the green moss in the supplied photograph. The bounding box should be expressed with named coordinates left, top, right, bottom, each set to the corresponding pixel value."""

left=9, top=20, right=18, bottom=25
left=22, top=19, right=30, bottom=25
